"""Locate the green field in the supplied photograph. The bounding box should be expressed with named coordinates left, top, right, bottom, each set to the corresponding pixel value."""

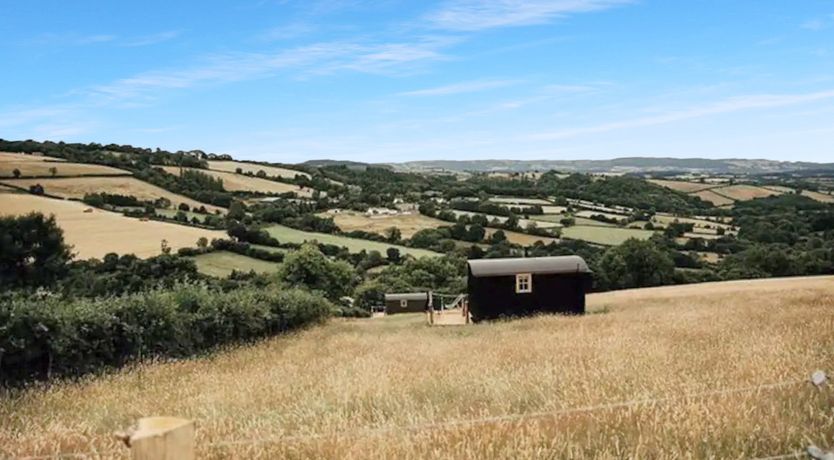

left=189, top=251, right=281, bottom=277
left=249, top=244, right=287, bottom=254
left=531, top=214, right=616, bottom=227
left=264, top=224, right=440, bottom=258
left=561, top=225, right=656, bottom=245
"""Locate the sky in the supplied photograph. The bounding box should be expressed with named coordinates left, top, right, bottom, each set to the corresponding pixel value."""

left=1, top=1, right=834, bottom=164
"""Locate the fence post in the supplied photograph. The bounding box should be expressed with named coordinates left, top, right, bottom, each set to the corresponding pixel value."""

left=117, top=416, right=195, bottom=460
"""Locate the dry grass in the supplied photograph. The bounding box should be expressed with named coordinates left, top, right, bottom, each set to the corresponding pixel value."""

left=0, top=193, right=226, bottom=259
left=162, top=166, right=314, bottom=197
left=0, top=152, right=65, bottom=162
left=711, top=184, right=783, bottom=201
left=692, top=189, right=735, bottom=206
left=323, top=211, right=448, bottom=239
left=0, top=177, right=224, bottom=213
left=0, top=152, right=128, bottom=178
left=648, top=179, right=715, bottom=193
left=484, top=228, right=560, bottom=246
left=207, top=160, right=311, bottom=180
left=802, top=190, right=834, bottom=203
left=489, top=197, right=552, bottom=205
left=1, top=276, right=832, bottom=459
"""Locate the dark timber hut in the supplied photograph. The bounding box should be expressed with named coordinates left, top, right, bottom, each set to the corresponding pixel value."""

left=384, top=292, right=430, bottom=315
left=467, top=255, right=592, bottom=322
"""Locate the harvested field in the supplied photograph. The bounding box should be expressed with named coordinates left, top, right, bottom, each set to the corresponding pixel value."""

left=653, top=213, right=735, bottom=231
left=3, top=276, right=832, bottom=459
left=162, top=166, right=314, bottom=197
left=574, top=210, right=628, bottom=221
left=696, top=251, right=722, bottom=263
left=451, top=210, right=561, bottom=229
left=648, top=179, right=716, bottom=193
left=323, top=211, right=448, bottom=239
left=0, top=153, right=128, bottom=178
left=802, top=190, right=834, bottom=203
left=189, top=251, right=281, bottom=278
left=763, top=185, right=796, bottom=194
left=489, top=197, right=552, bottom=205
left=683, top=232, right=723, bottom=240
left=562, top=225, right=655, bottom=245
left=710, top=184, right=783, bottom=201
left=0, top=152, right=64, bottom=162
left=0, top=193, right=225, bottom=259
left=692, top=189, right=735, bottom=206
left=484, top=228, right=560, bottom=246
left=207, top=160, right=311, bottom=180
left=265, top=224, right=439, bottom=258
left=540, top=205, right=567, bottom=214
left=0, top=177, right=224, bottom=213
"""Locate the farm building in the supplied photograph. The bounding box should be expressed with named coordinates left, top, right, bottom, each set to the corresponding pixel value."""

left=467, top=256, right=592, bottom=322
left=384, top=292, right=430, bottom=315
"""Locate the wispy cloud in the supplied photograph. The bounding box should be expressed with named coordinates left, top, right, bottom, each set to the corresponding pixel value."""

left=530, top=89, right=834, bottom=140
left=801, top=19, right=825, bottom=31
left=426, top=0, right=633, bottom=31
left=123, top=30, right=182, bottom=47
left=398, top=78, right=518, bottom=96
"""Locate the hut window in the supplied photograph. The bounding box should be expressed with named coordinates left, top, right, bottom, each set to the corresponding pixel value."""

left=515, top=273, right=532, bottom=293
left=400, top=299, right=408, bottom=308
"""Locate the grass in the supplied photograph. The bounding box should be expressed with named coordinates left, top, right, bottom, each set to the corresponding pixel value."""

left=0, top=153, right=128, bottom=178
left=692, top=189, right=735, bottom=206
left=648, top=179, right=716, bottom=193
left=0, top=176, right=225, bottom=214
left=188, top=251, right=281, bottom=277
left=207, top=160, right=311, bottom=179
left=0, top=193, right=226, bottom=259
left=265, top=224, right=440, bottom=258
left=322, top=211, right=449, bottom=239
left=562, top=225, right=655, bottom=245
left=2, top=276, right=832, bottom=459
left=710, top=184, right=783, bottom=201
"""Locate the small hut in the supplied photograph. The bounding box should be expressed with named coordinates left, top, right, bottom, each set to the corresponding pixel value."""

left=467, top=256, right=592, bottom=322
left=384, top=292, right=430, bottom=315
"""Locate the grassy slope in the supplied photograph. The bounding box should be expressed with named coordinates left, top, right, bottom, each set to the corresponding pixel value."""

left=3, top=276, right=832, bottom=458
left=561, top=225, right=655, bottom=245
left=188, top=251, right=281, bottom=277
left=265, top=224, right=440, bottom=258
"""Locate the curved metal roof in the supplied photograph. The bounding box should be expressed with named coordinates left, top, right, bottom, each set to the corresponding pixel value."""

left=467, top=255, right=590, bottom=277
left=384, top=292, right=429, bottom=301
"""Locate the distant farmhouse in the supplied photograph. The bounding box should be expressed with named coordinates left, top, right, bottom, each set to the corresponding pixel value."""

left=467, top=256, right=592, bottom=322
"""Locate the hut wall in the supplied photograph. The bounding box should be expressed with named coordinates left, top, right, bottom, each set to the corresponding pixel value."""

left=468, top=271, right=590, bottom=321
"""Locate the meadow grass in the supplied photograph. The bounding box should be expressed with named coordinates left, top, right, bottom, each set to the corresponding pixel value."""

left=1, top=276, right=832, bottom=459
left=561, top=225, right=655, bottom=245
left=264, top=224, right=440, bottom=258
left=188, top=251, right=282, bottom=277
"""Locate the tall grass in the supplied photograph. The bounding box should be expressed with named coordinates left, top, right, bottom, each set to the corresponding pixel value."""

left=1, top=278, right=833, bottom=458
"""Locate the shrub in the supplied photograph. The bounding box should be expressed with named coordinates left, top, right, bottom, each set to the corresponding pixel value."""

left=0, top=284, right=332, bottom=385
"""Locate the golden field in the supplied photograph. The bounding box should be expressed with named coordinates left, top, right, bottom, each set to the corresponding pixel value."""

left=322, top=211, right=449, bottom=239
left=692, top=189, right=736, bottom=206
left=162, top=166, right=314, bottom=197
left=710, top=184, right=783, bottom=201
left=648, top=179, right=715, bottom=193
left=5, top=277, right=831, bottom=459
left=0, top=176, right=224, bottom=213
left=207, top=160, right=311, bottom=180
left=0, top=152, right=128, bottom=178
left=0, top=193, right=225, bottom=259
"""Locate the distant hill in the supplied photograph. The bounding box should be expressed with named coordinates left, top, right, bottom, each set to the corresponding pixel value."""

left=301, top=159, right=384, bottom=170
left=384, top=157, right=834, bottom=175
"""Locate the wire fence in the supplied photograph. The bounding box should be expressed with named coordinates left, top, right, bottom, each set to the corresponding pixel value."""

left=13, top=371, right=829, bottom=459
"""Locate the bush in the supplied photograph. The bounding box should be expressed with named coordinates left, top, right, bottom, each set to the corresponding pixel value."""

left=0, top=284, right=332, bottom=385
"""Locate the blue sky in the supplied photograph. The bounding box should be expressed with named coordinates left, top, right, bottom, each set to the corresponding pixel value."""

left=1, top=1, right=833, bottom=163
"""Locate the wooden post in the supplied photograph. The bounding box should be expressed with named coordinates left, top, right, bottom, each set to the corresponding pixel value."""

left=117, top=416, right=195, bottom=460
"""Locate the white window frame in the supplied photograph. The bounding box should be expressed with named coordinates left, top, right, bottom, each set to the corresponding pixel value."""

left=515, top=273, right=533, bottom=293
left=400, top=299, right=408, bottom=308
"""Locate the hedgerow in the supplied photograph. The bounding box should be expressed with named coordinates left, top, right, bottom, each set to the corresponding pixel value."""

left=0, top=284, right=332, bottom=385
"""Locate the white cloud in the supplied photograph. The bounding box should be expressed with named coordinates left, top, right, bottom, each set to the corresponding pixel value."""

left=398, top=79, right=518, bottom=96
left=426, top=0, right=633, bottom=31
left=530, top=89, right=834, bottom=140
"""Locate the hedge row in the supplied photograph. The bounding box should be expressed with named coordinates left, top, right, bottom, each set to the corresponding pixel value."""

left=0, top=284, right=332, bottom=385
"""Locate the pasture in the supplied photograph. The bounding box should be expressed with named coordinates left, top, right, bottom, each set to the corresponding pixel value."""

left=450, top=209, right=561, bottom=229
left=489, top=197, right=552, bottom=205
left=692, top=189, right=735, bottom=206
left=0, top=193, right=225, bottom=259
left=207, top=160, right=311, bottom=179
left=264, top=224, right=440, bottom=258
left=189, top=251, right=281, bottom=278
left=561, top=225, right=655, bottom=245
left=161, top=166, right=314, bottom=197
left=484, top=228, right=560, bottom=246
left=0, top=176, right=224, bottom=213
left=2, top=276, right=832, bottom=459
left=803, top=190, right=834, bottom=203
left=710, top=184, right=783, bottom=201
left=323, top=211, right=448, bottom=239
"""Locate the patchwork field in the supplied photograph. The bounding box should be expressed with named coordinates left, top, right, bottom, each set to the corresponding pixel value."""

left=692, top=189, right=736, bottom=206
left=574, top=210, right=628, bottom=221
left=450, top=210, right=561, bottom=229
left=648, top=179, right=716, bottom=193
left=484, top=228, right=560, bottom=246
left=710, top=184, right=783, bottom=201
left=540, top=205, right=568, bottom=214
left=561, top=225, right=655, bottom=245
left=0, top=193, right=225, bottom=259
left=207, top=160, right=311, bottom=180
left=0, top=176, right=224, bottom=213
left=3, top=276, right=832, bottom=459
left=323, top=211, right=448, bottom=239
left=161, top=166, right=314, bottom=197
left=489, top=197, right=552, bottom=205
left=189, top=251, right=281, bottom=278
left=803, top=190, right=834, bottom=203
left=0, top=153, right=128, bottom=178
left=265, top=224, right=440, bottom=258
